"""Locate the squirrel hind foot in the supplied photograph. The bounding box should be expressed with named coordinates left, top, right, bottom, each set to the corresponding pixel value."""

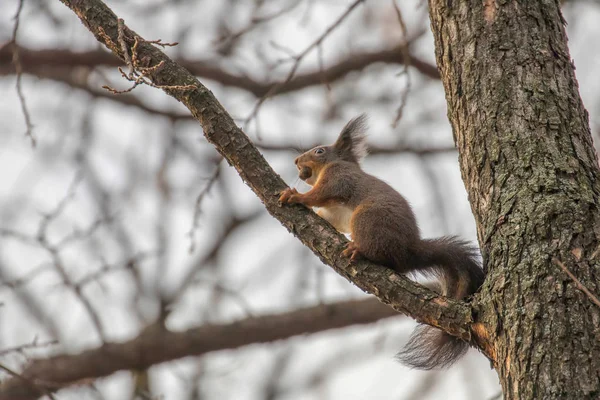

left=342, top=242, right=361, bottom=262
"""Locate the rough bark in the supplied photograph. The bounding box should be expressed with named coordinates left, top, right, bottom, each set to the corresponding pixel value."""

left=428, top=1, right=600, bottom=399
left=0, top=298, right=398, bottom=399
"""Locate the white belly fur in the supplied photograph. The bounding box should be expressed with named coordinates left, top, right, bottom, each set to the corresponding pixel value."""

left=317, top=205, right=353, bottom=233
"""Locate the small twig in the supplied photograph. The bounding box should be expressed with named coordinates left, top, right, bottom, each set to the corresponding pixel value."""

left=36, top=173, right=82, bottom=240
left=317, top=42, right=334, bottom=113
left=269, top=41, right=297, bottom=59
left=317, top=43, right=331, bottom=92
left=0, top=228, right=39, bottom=247
left=117, top=18, right=134, bottom=78
left=74, top=253, right=153, bottom=289
left=102, top=76, right=142, bottom=94
left=44, top=243, right=108, bottom=343
left=97, top=26, right=119, bottom=53
left=0, top=262, right=54, bottom=289
left=281, top=0, right=365, bottom=82
left=103, top=23, right=192, bottom=94
left=244, top=0, right=365, bottom=126
left=53, top=214, right=113, bottom=249
left=553, top=258, right=600, bottom=308
left=103, top=56, right=196, bottom=94
left=34, top=175, right=108, bottom=342
left=213, top=0, right=303, bottom=46
left=0, top=362, right=57, bottom=399
left=11, top=0, right=35, bottom=147
left=391, top=0, right=412, bottom=128
left=0, top=338, right=59, bottom=357
left=392, top=0, right=408, bottom=38
left=144, top=38, right=178, bottom=47
left=205, top=280, right=255, bottom=318
left=187, top=160, right=222, bottom=253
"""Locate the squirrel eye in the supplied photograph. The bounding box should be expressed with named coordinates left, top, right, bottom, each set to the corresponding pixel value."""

left=314, top=148, right=325, bottom=155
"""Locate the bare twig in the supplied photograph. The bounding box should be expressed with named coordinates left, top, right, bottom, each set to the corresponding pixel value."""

left=0, top=262, right=54, bottom=289
left=244, top=0, right=366, bottom=125
left=553, top=258, right=600, bottom=308
left=166, top=209, right=263, bottom=307
left=53, top=215, right=113, bottom=249
left=74, top=253, right=152, bottom=289
left=102, top=25, right=194, bottom=94
left=213, top=0, right=303, bottom=47
left=277, top=0, right=364, bottom=83
left=34, top=175, right=108, bottom=342
left=0, top=339, right=59, bottom=358
left=391, top=0, right=412, bottom=128
left=117, top=18, right=133, bottom=77
left=103, top=60, right=196, bottom=94
left=11, top=0, right=35, bottom=146
left=187, top=159, right=223, bottom=253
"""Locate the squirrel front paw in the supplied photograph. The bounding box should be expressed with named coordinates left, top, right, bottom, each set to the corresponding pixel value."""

left=279, top=188, right=299, bottom=205
left=342, top=241, right=361, bottom=262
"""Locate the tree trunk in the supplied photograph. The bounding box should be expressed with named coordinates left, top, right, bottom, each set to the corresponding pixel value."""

left=428, top=1, right=600, bottom=399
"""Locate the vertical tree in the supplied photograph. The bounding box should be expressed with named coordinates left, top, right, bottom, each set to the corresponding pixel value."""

left=428, top=1, right=600, bottom=398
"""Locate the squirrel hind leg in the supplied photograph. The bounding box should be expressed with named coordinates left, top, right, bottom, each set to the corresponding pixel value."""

left=349, top=205, right=418, bottom=270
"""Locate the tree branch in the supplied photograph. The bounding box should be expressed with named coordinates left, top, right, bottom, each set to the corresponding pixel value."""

left=8, top=65, right=194, bottom=120
left=0, top=63, right=456, bottom=157
left=0, top=298, right=399, bottom=399
left=55, top=0, right=479, bottom=343
left=0, top=54, right=454, bottom=157
left=0, top=44, right=439, bottom=98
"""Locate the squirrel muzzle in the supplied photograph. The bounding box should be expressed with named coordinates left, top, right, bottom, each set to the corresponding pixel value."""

left=294, top=155, right=314, bottom=182
left=295, top=153, right=324, bottom=186
left=298, top=166, right=312, bottom=181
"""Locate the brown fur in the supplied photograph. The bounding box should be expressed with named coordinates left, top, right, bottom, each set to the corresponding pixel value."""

left=279, top=114, right=485, bottom=369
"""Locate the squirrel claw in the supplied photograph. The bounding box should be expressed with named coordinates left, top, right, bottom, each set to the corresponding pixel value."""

left=279, top=188, right=299, bottom=205
left=342, top=242, right=361, bottom=262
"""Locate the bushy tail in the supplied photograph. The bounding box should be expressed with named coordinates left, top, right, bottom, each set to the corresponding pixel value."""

left=397, top=236, right=485, bottom=370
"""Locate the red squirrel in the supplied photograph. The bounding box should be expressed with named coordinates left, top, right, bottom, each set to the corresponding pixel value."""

left=279, top=114, right=485, bottom=369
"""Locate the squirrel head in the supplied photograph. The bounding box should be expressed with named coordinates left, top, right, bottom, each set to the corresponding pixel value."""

left=294, top=114, right=368, bottom=186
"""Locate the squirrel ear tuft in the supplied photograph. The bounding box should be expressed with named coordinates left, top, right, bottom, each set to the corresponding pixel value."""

left=334, top=114, right=369, bottom=163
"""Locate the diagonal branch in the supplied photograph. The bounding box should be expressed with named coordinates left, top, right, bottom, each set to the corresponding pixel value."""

left=55, top=0, right=480, bottom=344
left=0, top=298, right=400, bottom=399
